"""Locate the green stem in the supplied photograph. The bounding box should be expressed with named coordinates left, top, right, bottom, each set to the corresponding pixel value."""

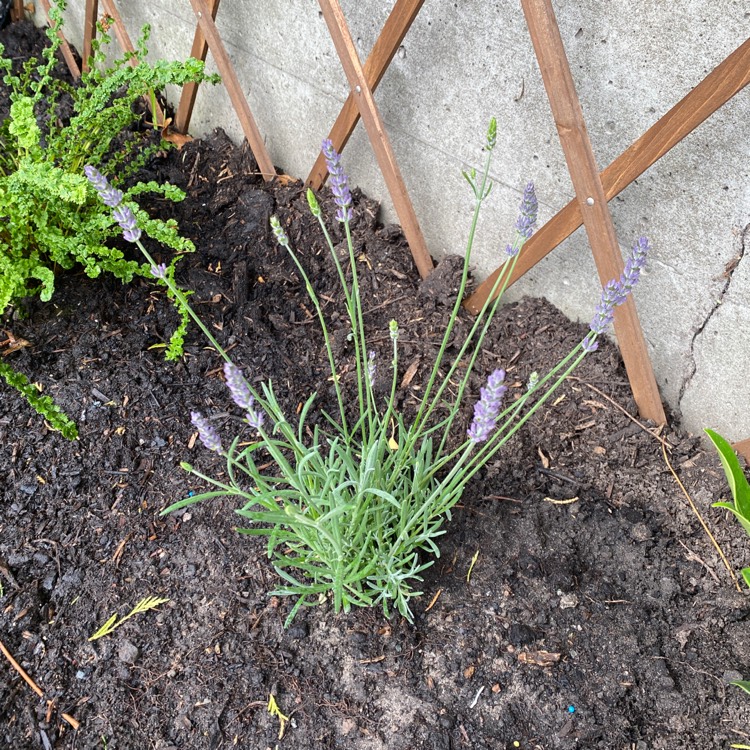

left=343, top=221, right=374, bottom=440
left=432, top=247, right=521, bottom=457
left=136, top=240, right=231, bottom=365
left=277, top=236, right=350, bottom=440
left=460, top=349, right=589, bottom=486
left=410, top=150, right=494, bottom=437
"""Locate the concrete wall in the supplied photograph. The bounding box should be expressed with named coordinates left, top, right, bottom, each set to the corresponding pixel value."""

left=41, top=1, right=750, bottom=440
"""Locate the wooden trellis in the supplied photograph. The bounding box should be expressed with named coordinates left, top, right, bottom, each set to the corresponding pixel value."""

left=44, top=1, right=750, bottom=453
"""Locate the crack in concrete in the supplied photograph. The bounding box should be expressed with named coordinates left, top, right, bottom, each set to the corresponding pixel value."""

left=678, top=222, right=749, bottom=408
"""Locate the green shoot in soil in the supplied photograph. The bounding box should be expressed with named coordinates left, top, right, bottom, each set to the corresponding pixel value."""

left=705, top=428, right=750, bottom=588
left=89, top=596, right=169, bottom=641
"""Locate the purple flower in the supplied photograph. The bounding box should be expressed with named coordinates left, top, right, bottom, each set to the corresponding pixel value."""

left=270, top=215, right=289, bottom=245
left=85, top=165, right=123, bottom=207
left=467, top=369, right=507, bottom=444
left=100, top=186, right=123, bottom=208
left=321, top=139, right=352, bottom=223
left=515, top=181, right=538, bottom=240
left=621, top=236, right=649, bottom=291
left=246, top=408, right=265, bottom=431
left=85, top=164, right=141, bottom=242
left=150, top=263, right=167, bottom=279
left=588, top=238, right=650, bottom=339
left=224, top=362, right=254, bottom=411
left=581, top=334, right=599, bottom=353
left=190, top=411, right=222, bottom=453
left=112, top=204, right=141, bottom=243
left=84, top=165, right=109, bottom=193
left=589, top=279, right=626, bottom=335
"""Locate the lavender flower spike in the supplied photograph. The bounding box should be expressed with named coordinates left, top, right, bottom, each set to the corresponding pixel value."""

left=85, top=164, right=141, bottom=242
left=84, top=165, right=123, bottom=207
left=150, top=263, right=167, bottom=279
left=270, top=215, right=289, bottom=245
left=190, top=411, right=222, bottom=453
left=112, top=204, right=141, bottom=243
left=84, top=165, right=109, bottom=193
left=224, top=362, right=255, bottom=411
left=467, top=369, right=507, bottom=444
left=515, top=181, right=538, bottom=241
left=584, top=237, right=650, bottom=351
left=246, top=407, right=265, bottom=431
left=321, top=139, right=352, bottom=223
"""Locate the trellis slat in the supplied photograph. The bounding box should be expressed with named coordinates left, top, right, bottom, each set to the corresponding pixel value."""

left=520, top=0, right=665, bottom=423
left=307, top=0, right=425, bottom=190
left=318, top=0, right=433, bottom=279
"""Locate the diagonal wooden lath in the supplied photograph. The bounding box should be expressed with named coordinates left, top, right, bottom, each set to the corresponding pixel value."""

left=317, top=0, right=433, bottom=280
left=78, top=0, right=275, bottom=180
left=77, top=0, right=165, bottom=123
left=307, top=0, right=425, bottom=191
left=37, top=0, right=80, bottom=77
left=512, top=0, right=665, bottom=423
left=184, top=0, right=276, bottom=180
left=466, top=35, right=750, bottom=315
left=174, top=0, right=220, bottom=134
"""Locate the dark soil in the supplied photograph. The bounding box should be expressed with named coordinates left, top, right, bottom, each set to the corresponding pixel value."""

left=2, top=20, right=749, bottom=750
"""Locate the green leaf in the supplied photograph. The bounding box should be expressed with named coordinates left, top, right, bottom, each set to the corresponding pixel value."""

left=88, top=614, right=118, bottom=641
left=89, top=596, right=169, bottom=641
left=705, top=428, right=750, bottom=529
left=730, top=680, right=750, bottom=695
left=8, top=97, right=41, bottom=154
left=742, top=567, right=750, bottom=590
left=160, top=491, right=229, bottom=515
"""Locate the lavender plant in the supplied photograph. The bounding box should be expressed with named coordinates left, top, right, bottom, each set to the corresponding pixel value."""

left=92, top=122, right=649, bottom=624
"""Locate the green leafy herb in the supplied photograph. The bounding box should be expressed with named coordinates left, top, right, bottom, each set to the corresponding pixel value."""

left=0, top=360, right=77, bottom=438
left=0, top=0, right=218, bottom=435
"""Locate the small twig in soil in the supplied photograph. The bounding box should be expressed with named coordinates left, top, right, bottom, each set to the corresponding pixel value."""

left=468, top=685, right=485, bottom=709
left=678, top=540, right=721, bottom=584
left=424, top=588, right=442, bottom=612
left=363, top=295, right=409, bottom=315
left=61, top=712, right=79, bottom=730
left=0, top=637, right=43, bottom=697
left=662, top=443, right=740, bottom=592
left=543, top=496, right=579, bottom=505
left=568, top=377, right=671, bottom=449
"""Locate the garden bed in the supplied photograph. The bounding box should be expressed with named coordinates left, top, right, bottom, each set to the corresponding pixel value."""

left=1, top=19, right=749, bottom=750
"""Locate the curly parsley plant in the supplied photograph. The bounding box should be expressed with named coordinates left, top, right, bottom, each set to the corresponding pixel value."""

left=0, top=0, right=217, bottom=434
